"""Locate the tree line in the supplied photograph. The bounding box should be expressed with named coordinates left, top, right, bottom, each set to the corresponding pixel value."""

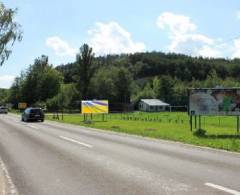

left=0, top=1, right=240, bottom=112
left=2, top=43, right=240, bottom=111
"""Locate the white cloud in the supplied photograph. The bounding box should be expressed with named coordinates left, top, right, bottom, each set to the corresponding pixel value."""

left=46, top=36, right=77, bottom=57
left=232, top=38, right=240, bottom=58
left=0, top=75, right=15, bottom=89
left=198, top=45, right=222, bottom=58
left=157, top=12, right=222, bottom=58
left=157, top=12, right=196, bottom=35
left=88, top=21, right=145, bottom=55
left=168, top=33, right=222, bottom=57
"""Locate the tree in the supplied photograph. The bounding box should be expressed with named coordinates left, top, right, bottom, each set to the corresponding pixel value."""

left=0, top=88, right=9, bottom=105
left=19, top=55, right=62, bottom=105
left=173, top=80, right=188, bottom=106
left=204, top=69, right=222, bottom=88
left=8, top=73, right=25, bottom=108
left=159, top=75, right=175, bottom=104
left=91, top=67, right=116, bottom=102
left=39, top=68, right=63, bottom=101
left=75, top=44, right=95, bottom=99
left=46, top=84, right=77, bottom=117
left=114, top=67, right=132, bottom=104
left=0, top=2, right=22, bottom=65
left=152, top=76, right=160, bottom=98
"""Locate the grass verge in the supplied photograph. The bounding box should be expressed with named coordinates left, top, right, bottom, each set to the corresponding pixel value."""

left=45, top=112, right=239, bottom=152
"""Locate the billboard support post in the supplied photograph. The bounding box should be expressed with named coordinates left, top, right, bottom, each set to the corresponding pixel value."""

left=237, top=116, right=239, bottom=133
left=83, top=113, right=86, bottom=122
left=194, top=115, right=197, bottom=129
left=190, top=115, right=192, bottom=131
left=199, top=115, right=202, bottom=129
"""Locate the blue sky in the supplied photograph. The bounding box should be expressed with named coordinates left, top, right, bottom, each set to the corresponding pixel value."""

left=1, top=0, right=240, bottom=88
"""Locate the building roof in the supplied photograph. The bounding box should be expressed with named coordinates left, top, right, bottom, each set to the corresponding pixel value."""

left=140, top=99, right=170, bottom=106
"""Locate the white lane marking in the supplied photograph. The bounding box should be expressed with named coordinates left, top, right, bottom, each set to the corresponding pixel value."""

left=28, top=125, right=38, bottom=130
left=205, top=183, right=240, bottom=195
left=59, top=136, right=93, bottom=148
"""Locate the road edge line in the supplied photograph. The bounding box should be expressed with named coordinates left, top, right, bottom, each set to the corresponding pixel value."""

left=0, top=157, right=18, bottom=195
left=205, top=182, right=240, bottom=195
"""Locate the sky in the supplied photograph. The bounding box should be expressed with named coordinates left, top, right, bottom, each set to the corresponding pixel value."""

left=1, top=0, right=240, bottom=88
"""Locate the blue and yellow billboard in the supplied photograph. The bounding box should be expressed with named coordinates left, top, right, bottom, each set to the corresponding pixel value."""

left=81, top=100, right=109, bottom=114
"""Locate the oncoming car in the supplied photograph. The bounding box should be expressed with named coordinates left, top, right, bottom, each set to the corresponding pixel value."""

left=21, top=107, right=44, bottom=122
left=0, top=106, right=8, bottom=114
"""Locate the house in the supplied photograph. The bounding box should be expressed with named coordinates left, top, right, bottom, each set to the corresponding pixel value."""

left=139, top=99, right=170, bottom=112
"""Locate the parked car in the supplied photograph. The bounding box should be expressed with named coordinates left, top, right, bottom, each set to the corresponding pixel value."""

left=21, top=107, right=44, bottom=122
left=0, top=106, right=8, bottom=114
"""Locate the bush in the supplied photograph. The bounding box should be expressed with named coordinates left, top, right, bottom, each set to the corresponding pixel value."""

left=194, top=128, right=206, bottom=137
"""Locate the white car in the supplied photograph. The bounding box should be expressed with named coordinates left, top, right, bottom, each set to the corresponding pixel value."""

left=0, top=106, right=8, bottom=114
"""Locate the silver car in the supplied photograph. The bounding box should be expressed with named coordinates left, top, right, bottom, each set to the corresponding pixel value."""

left=0, top=106, right=8, bottom=114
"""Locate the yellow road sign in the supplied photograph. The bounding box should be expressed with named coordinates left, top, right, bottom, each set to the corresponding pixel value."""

left=18, top=102, right=27, bottom=109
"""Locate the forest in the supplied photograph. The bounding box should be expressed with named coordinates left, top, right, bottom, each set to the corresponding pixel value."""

left=3, top=44, right=240, bottom=111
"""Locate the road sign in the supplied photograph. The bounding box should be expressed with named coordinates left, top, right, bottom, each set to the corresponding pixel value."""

left=18, top=102, right=27, bottom=109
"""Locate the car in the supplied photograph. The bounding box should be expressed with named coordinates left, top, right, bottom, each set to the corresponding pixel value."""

left=21, top=107, right=44, bottom=122
left=0, top=106, right=8, bottom=114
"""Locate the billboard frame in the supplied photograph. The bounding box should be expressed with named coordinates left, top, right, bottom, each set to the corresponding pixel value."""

left=188, top=88, right=240, bottom=133
left=81, top=100, right=109, bottom=122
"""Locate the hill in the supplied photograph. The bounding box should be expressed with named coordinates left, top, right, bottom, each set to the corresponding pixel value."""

left=55, top=52, right=240, bottom=107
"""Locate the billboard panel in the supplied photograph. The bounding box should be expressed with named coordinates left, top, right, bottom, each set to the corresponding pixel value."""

left=81, top=100, right=109, bottom=114
left=189, top=88, right=240, bottom=116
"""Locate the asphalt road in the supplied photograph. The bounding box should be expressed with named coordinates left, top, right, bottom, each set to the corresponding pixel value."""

left=0, top=114, right=239, bottom=195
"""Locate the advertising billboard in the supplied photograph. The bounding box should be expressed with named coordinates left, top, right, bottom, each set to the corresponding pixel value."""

left=81, top=100, right=109, bottom=114
left=189, top=88, right=240, bottom=116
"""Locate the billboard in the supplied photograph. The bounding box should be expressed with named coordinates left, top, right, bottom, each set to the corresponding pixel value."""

left=18, top=102, right=27, bottom=109
left=81, top=100, right=109, bottom=114
left=189, top=88, right=240, bottom=116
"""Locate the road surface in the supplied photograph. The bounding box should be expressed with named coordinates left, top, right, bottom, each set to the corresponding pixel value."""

left=0, top=114, right=239, bottom=195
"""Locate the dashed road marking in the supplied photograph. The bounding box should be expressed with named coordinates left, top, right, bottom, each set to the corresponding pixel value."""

left=59, top=136, right=93, bottom=148
left=205, top=183, right=240, bottom=195
left=28, top=125, right=39, bottom=130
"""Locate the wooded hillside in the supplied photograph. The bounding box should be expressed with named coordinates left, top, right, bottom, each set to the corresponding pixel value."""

left=5, top=45, right=240, bottom=111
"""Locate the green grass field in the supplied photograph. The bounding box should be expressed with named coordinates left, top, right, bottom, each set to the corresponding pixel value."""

left=46, top=112, right=240, bottom=152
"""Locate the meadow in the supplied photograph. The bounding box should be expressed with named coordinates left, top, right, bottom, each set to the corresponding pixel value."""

left=45, top=111, right=240, bottom=152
